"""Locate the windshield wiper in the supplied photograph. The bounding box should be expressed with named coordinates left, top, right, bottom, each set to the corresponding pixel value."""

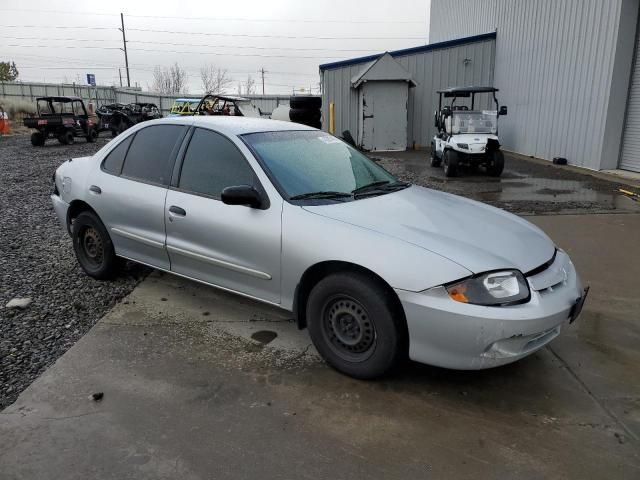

left=352, top=181, right=411, bottom=197
left=290, top=191, right=352, bottom=200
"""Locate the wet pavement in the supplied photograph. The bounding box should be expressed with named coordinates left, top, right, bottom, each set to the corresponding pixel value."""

left=373, top=150, right=640, bottom=214
left=1, top=214, right=639, bottom=479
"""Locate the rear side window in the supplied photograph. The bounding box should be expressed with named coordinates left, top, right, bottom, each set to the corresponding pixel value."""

left=121, top=125, right=186, bottom=185
left=102, top=135, right=132, bottom=174
left=178, top=128, right=256, bottom=198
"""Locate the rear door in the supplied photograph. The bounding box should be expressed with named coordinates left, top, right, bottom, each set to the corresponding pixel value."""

left=165, top=127, right=282, bottom=304
left=87, top=124, right=187, bottom=269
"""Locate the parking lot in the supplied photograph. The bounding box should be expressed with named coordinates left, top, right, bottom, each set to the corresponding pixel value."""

left=1, top=134, right=639, bottom=478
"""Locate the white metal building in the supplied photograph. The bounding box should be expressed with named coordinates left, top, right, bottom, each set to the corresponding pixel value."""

left=320, top=33, right=496, bottom=152
left=430, top=0, right=640, bottom=172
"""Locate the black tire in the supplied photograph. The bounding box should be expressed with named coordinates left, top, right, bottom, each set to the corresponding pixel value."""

left=289, top=108, right=321, bottom=122
left=430, top=142, right=441, bottom=167
left=486, top=150, right=505, bottom=177
left=86, top=127, right=98, bottom=143
left=306, top=272, right=406, bottom=379
left=443, top=149, right=459, bottom=177
left=58, top=130, right=74, bottom=145
left=30, top=131, right=45, bottom=146
left=72, top=211, right=118, bottom=280
left=290, top=96, right=322, bottom=109
left=303, top=119, right=322, bottom=129
left=111, top=128, right=118, bottom=138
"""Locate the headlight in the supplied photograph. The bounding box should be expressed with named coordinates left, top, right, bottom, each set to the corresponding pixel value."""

left=445, top=270, right=530, bottom=306
left=456, top=143, right=468, bottom=149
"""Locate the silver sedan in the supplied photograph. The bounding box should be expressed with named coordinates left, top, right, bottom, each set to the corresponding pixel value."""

left=51, top=116, right=588, bottom=378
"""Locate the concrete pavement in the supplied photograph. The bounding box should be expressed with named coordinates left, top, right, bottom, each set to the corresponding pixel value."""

left=1, top=213, right=639, bottom=479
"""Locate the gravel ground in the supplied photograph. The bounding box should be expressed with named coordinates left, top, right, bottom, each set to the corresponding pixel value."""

left=0, top=134, right=148, bottom=410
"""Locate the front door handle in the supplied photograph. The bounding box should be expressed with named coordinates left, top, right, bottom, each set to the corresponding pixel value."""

left=169, top=205, right=186, bottom=216
left=89, top=185, right=101, bottom=194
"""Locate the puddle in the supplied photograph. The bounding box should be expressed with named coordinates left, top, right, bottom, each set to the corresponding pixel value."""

left=251, top=330, right=278, bottom=345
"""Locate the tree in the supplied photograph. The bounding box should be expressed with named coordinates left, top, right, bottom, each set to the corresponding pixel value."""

left=245, top=74, right=256, bottom=95
left=0, top=61, right=19, bottom=81
left=152, top=63, right=187, bottom=94
left=200, top=64, right=231, bottom=94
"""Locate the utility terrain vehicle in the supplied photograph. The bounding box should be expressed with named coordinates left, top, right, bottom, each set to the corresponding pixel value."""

left=97, top=102, right=161, bottom=137
left=194, top=94, right=261, bottom=117
left=24, top=96, right=99, bottom=146
left=430, top=86, right=508, bottom=177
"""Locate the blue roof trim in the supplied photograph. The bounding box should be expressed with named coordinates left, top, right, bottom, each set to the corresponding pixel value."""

left=319, top=32, right=497, bottom=71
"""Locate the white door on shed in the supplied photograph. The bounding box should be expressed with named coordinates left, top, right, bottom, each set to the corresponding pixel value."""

left=620, top=27, right=640, bottom=172
left=359, top=81, right=408, bottom=152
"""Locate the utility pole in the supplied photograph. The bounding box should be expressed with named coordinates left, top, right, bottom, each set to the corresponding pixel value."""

left=118, top=68, right=123, bottom=87
left=119, top=13, right=131, bottom=87
left=259, top=67, right=267, bottom=95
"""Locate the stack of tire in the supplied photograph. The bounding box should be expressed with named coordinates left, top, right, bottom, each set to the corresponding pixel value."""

left=289, top=96, right=321, bottom=129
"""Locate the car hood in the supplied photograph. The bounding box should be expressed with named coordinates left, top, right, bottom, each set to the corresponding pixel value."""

left=302, top=186, right=555, bottom=274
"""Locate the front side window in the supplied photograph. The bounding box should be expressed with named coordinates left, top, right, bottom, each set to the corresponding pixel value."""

left=178, top=128, right=256, bottom=198
left=121, top=125, right=186, bottom=185
left=242, top=130, right=400, bottom=201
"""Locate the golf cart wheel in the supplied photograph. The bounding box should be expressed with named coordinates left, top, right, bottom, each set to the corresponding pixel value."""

left=430, top=142, right=441, bottom=167
left=72, top=211, right=118, bottom=280
left=86, top=127, right=98, bottom=143
left=306, top=272, right=406, bottom=379
left=30, top=131, right=45, bottom=146
left=58, top=130, right=74, bottom=145
left=487, top=150, right=505, bottom=177
left=443, top=150, right=459, bottom=177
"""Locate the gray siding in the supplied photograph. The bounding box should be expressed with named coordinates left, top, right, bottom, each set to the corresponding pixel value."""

left=321, top=37, right=495, bottom=149
left=430, top=0, right=633, bottom=171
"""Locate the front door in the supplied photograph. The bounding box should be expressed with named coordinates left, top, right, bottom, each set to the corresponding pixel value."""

left=360, top=81, right=408, bottom=152
left=165, top=127, right=282, bottom=304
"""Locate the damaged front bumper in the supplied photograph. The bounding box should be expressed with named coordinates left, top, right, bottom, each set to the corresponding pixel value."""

left=396, top=250, right=584, bottom=370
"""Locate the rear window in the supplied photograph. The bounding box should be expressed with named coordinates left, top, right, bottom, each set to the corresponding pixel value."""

left=121, top=125, right=186, bottom=185
left=102, top=135, right=132, bottom=175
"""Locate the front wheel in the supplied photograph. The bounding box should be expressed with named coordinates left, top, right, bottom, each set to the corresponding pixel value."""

left=86, top=127, right=98, bottom=143
left=486, top=150, right=505, bottom=177
left=72, top=211, right=118, bottom=280
left=30, top=131, right=45, bottom=146
left=443, top=149, right=459, bottom=177
left=430, top=142, right=441, bottom=167
left=306, top=272, right=406, bottom=379
left=58, top=130, right=74, bottom=145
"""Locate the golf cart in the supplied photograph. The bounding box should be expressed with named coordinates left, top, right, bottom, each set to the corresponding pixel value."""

left=23, top=96, right=99, bottom=146
left=430, top=86, right=508, bottom=177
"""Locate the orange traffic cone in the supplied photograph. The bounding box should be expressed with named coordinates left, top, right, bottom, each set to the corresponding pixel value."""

left=0, top=110, right=11, bottom=135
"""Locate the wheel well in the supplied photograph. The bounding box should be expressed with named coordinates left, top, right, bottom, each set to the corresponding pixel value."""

left=293, top=261, right=407, bottom=335
left=66, top=200, right=98, bottom=235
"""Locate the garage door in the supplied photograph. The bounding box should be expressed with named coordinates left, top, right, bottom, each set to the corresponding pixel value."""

left=620, top=25, right=640, bottom=172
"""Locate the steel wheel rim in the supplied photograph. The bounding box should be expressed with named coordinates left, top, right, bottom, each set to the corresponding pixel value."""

left=81, top=226, right=104, bottom=267
left=321, top=295, right=376, bottom=363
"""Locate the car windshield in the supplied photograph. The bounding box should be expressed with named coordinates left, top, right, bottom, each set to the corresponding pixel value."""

left=451, top=111, right=497, bottom=134
left=242, top=130, right=399, bottom=201
left=38, top=99, right=73, bottom=115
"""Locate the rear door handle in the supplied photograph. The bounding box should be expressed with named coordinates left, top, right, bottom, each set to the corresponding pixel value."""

left=169, top=205, right=186, bottom=216
left=89, top=185, right=101, bottom=194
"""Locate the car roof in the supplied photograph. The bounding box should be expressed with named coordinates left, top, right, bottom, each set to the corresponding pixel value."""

left=152, top=116, right=316, bottom=136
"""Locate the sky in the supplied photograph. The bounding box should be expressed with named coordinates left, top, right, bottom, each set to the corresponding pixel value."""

left=1, top=0, right=430, bottom=95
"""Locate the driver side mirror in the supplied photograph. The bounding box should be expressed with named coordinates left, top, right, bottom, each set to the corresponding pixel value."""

left=221, top=185, right=263, bottom=209
left=499, top=106, right=508, bottom=116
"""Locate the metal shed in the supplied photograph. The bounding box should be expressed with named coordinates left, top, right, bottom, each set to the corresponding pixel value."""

left=320, top=32, right=496, bottom=151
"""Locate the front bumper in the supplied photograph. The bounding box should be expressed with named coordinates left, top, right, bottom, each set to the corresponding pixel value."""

left=51, top=194, right=70, bottom=234
left=397, top=251, right=584, bottom=370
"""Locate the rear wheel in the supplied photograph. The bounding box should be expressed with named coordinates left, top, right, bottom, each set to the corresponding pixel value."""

left=430, top=142, right=441, bottom=167
left=486, top=150, right=505, bottom=177
left=306, top=272, right=405, bottom=379
left=30, top=131, right=45, bottom=146
left=58, top=130, right=74, bottom=145
left=443, top=149, right=459, bottom=177
left=72, top=211, right=118, bottom=280
left=86, top=127, right=98, bottom=143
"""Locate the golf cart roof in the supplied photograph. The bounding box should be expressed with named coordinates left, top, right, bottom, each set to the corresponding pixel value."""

left=174, top=98, right=200, bottom=102
left=437, top=86, right=498, bottom=97
left=37, top=96, right=83, bottom=102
